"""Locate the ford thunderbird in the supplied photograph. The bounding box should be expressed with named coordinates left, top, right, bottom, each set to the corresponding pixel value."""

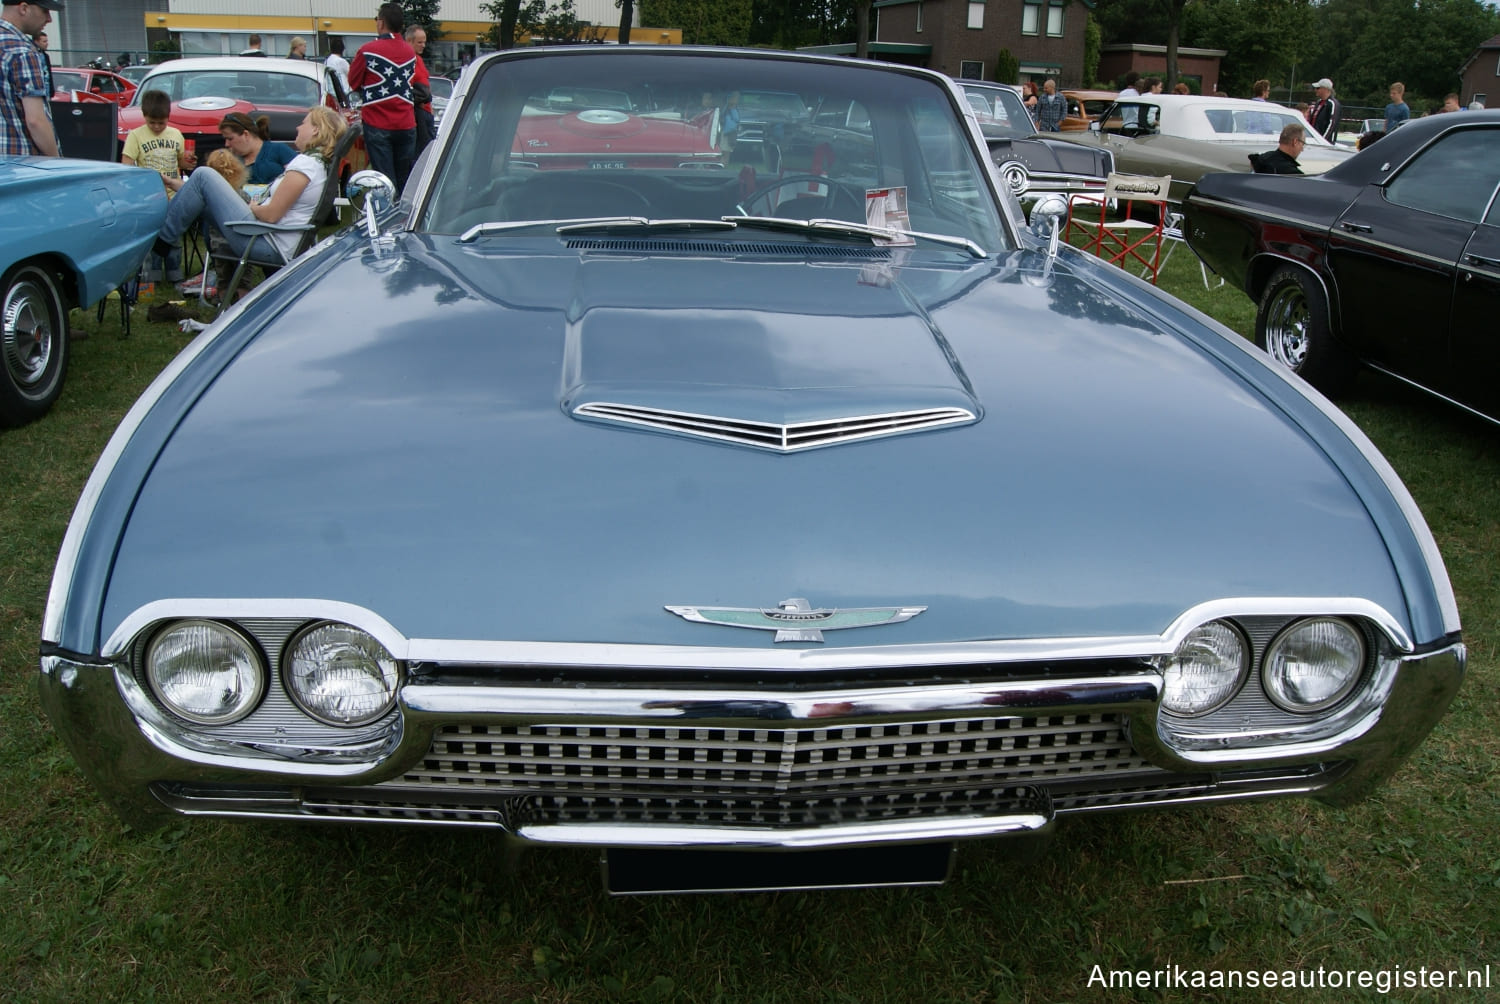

left=40, top=47, right=1464, bottom=894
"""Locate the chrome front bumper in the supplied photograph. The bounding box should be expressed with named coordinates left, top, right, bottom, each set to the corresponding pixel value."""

left=39, top=642, right=1464, bottom=844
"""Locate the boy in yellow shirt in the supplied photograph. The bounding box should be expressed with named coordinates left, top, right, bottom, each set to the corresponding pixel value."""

left=123, top=89, right=191, bottom=281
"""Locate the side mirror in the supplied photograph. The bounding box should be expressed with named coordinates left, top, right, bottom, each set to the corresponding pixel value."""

left=347, top=169, right=396, bottom=240
left=1088, top=120, right=1102, bottom=135
left=1029, top=195, right=1068, bottom=258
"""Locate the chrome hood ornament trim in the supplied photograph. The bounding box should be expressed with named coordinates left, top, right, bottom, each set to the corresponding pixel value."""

left=665, top=598, right=927, bottom=643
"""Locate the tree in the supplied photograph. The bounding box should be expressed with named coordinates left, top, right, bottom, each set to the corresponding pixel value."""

left=640, top=0, right=752, bottom=45
left=854, top=0, right=871, bottom=57
left=619, top=0, right=634, bottom=43
left=400, top=0, right=443, bottom=38
left=481, top=0, right=523, bottom=47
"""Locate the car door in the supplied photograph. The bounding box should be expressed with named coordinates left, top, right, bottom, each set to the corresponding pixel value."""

left=1325, top=127, right=1500, bottom=390
left=1449, top=147, right=1500, bottom=417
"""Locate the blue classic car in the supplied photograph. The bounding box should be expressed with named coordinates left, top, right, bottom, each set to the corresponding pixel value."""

left=2, top=157, right=166, bottom=426
left=41, top=48, right=1464, bottom=894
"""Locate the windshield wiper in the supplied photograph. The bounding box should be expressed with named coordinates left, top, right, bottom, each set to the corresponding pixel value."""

left=556, top=218, right=739, bottom=236
left=724, top=215, right=987, bottom=258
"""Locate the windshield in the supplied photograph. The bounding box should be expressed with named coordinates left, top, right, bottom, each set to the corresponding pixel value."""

left=420, top=51, right=1009, bottom=251
left=959, top=83, right=1034, bottom=140
left=131, top=68, right=320, bottom=108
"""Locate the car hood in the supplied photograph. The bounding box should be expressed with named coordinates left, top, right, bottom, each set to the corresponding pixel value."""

left=96, top=236, right=1408, bottom=649
left=987, top=135, right=1109, bottom=177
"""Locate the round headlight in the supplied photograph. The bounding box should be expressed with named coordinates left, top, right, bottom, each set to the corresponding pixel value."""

left=1263, top=618, right=1365, bottom=713
left=284, top=622, right=400, bottom=726
left=146, top=620, right=266, bottom=725
left=1160, top=620, right=1249, bottom=716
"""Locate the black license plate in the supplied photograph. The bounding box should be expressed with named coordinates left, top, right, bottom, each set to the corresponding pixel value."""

left=603, top=842, right=955, bottom=895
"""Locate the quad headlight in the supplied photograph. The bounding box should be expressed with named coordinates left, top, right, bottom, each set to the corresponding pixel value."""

left=1160, top=620, right=1249, bottom=716
left=284, top=622, right=401, bottom=726
left=1263, top=618, right=1365, bottom=713
left=145, top=620, right=266, bottom=725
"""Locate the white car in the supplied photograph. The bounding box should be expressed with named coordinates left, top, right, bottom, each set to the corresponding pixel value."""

left=1051, top=94, right=1355, bottom=202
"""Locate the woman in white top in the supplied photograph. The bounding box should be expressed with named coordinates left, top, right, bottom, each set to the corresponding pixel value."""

left=153, top=106, right=347, bottom=266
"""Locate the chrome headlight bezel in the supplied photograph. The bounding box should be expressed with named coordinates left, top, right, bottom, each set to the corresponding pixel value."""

left=144, top=619, right=267, bottom=725
left=1262, top=617, right=1367, bottom=714
left=1159, top=619, right=1250, bottom=717
left=283, top=621, right=402, bottom=727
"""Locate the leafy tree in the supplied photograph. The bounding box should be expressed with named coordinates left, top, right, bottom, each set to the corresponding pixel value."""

left=1083, top=14, right=1102, bottom=85
left=1183, top=0, right=1314, bottom=99
left=641, top=0, right=753, bottom=45
left=996, top=47, right=1020, bottom=84
left=481, top=0, right=523, bottom=48
left=400, top=0, right=443, bottom=37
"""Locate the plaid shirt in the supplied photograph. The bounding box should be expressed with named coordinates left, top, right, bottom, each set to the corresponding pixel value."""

left=1, top=18, right=51, bottom=156
left=1035, top=92, right=1067, bottom=132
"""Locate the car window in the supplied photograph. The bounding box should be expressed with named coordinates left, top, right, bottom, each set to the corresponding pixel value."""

left=132, top=69, right=319, bottom=107
left=53, top=71, right=85, bottom=93
left=1103, top=102, right=1158, bottom=136
left=421, top=53, right=1009, bottom=251
left=959, top=84, right=1033, bottom=139
left=1386, top=128, right=1500, bottom=224
left=1204, top=106, right=1303, bottom=136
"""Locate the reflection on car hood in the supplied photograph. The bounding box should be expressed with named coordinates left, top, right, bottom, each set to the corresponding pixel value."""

left=99, top=236, right=1406, bottom=648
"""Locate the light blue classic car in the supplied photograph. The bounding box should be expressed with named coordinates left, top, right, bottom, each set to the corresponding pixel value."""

left=41, top=48, right=1463, bottom=894
left=1, top=157, right=166, bottom=426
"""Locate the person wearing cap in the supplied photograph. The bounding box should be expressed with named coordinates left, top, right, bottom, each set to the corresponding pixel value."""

left=1, top=0, right=61, bottom=157
left=1306, top=78, right=1339, bottom=144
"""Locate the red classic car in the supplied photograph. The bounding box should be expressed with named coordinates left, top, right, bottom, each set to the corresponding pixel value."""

left=51, top=67, right=137, bottom=107
left=118, top=56, right=364, bottom=189
left=512, top=86, right=720, bottom=172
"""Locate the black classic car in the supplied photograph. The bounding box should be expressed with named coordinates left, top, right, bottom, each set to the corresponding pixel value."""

left=959, top=81, right=1113, bottom=207
left=1184, top=110, right=1500, bottom=421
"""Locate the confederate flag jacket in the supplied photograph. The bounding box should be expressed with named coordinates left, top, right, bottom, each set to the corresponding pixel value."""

left=348, top=33, right=416, bottom=131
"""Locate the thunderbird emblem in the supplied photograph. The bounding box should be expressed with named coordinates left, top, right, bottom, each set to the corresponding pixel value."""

left=665, top=597, right=926, bottom=643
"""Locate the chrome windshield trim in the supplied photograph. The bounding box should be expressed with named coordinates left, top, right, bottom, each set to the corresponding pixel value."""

left=102, top=597, right=1413, bottom=668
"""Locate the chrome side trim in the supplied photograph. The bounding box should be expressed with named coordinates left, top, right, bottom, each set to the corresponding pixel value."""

left=101, top=596, right=1414, bottom=669
left=1183, top=195, right=1330, bottom=237
left=1364, top=362, right=1500, bottom=430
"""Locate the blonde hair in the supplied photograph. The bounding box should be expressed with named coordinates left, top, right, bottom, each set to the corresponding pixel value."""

left=301, top=105, right=348, bottom=161
left=206, top=148, right=247, bottom=189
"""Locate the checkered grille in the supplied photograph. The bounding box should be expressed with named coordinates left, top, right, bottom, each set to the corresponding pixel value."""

left=390, top=714, right=1155, bottom=800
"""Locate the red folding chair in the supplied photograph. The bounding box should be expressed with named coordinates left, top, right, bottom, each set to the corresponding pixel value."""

left=1066, top=174, right=1172, bottom=284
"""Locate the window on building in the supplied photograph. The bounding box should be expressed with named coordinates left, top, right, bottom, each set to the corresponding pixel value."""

left=1022, top=0, right=1041, bottom=35
left=1046, top=2, right=1064, bottom=36
left=959, top=60, right=985, bottom=79
left=968, top=2, right=984, bottom=29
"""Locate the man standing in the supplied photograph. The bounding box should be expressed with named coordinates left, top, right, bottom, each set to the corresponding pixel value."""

left=1035, top=78, right=1066, bottom=132
left=1249, top=123, right=1306, bottom=175
left=33, top=26, right=49, bottom=98
left=1, top=0, right=60, bottom=157
left=405, top=23, right=434, bottom=159
left=1306, top=78, right=1339, bottom=143
left=349, top=3, right=416, bottom=189
left=240, top=34, right=266, bottom=57
left=324, top=37, right=350, bottom=97
left=1384, top=83, right=1409, bottom=132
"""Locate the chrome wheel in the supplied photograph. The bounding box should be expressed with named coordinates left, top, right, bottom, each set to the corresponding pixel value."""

left=1260, top=282, right=1309, bottom=371
left=2, top=267, right=57, bottom=392
left=0, top=264, right=68, bottom=427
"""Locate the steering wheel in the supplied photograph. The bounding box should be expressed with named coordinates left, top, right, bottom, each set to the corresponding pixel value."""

left=735, top=174, right=864, bottom=221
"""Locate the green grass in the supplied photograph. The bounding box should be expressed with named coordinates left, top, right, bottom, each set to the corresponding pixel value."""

left=1, top=251, right=1496, bottom=1003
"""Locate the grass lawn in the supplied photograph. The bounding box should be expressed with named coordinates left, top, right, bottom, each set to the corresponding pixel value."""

left=1, top=244, right=1496, bottom=1002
